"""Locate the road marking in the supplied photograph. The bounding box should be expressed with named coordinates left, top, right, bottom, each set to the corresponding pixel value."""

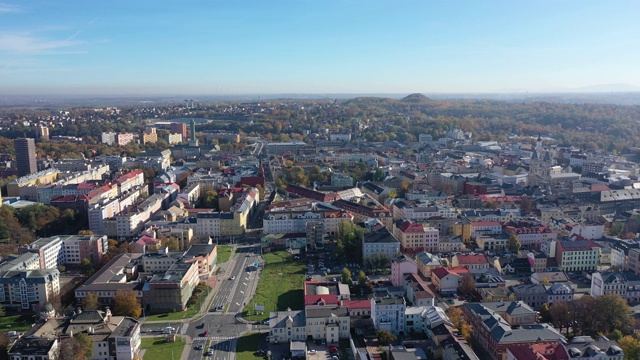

left=193, top=336, right=235, bottom=341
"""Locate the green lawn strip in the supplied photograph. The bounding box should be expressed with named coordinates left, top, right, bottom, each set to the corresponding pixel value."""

left=141, top=336, right=186, bottom=360
left=242, top=251, right=305, bottom=321
left=0, top=315, right=34, bottom=332
left=144, top=301, right=200, bottom=321
left=236, top=333, right=262, bottom=360
left=217, top=245, right=234, bottom=264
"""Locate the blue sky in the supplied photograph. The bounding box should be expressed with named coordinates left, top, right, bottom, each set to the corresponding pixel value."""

left=1, top=0, right=639, bottom=95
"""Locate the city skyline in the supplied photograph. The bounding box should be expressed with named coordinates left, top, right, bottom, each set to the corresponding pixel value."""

left=1, top=1, right=639, bottom=95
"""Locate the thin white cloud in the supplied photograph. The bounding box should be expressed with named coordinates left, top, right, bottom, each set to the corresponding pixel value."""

left=0, top=2, right=23, bottom=13
left=0, top=32, right=84, bottom=54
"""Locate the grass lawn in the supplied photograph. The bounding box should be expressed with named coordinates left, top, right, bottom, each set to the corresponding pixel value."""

left=243, top=251, right=305, bottom=321
left=141, top=336, right=186, bottom=360
left=236, top=333, right=262, bottom=360
left=217, top=245, right=234, bottom=264
left=0, top=315, right=34, bottom=332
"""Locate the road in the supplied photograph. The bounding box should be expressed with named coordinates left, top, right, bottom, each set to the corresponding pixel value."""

left=186, top=244, right=264, bottom=360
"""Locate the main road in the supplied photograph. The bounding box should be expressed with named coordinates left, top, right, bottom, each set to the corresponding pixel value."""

left=187, top=244, right=265, bottom=360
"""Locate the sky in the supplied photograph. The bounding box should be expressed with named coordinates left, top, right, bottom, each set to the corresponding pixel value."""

left=1, top=0, right=639, bottom=95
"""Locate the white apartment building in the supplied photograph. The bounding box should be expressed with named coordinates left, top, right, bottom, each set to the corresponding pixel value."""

left=362, top=228, right=401, bottom=265
left=471, top=221, right=503, bottom=239
left=331, top=173, right=354, bottom=187
left=0, top=269, right=60, bottom=310
left=263, top=210, right=354, bottom=236
left=101, top=132, right=116, bottom=145
left=371, top=296, right=406, bottom=335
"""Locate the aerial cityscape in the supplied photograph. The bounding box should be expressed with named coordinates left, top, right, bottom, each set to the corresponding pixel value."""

left=2, top=1, right=640, bottom=360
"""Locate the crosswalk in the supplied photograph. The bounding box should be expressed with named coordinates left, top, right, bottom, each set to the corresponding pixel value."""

left=193, top=336, right=235, bottom=342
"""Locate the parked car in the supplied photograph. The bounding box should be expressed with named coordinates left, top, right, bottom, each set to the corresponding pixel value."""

left=195, top=344, right=204, bottom=350
left=308, top=350, right=317, bottom=355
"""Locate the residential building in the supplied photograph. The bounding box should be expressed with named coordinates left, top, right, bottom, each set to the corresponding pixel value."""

left=102, top=132, right=117, bottom=145
left=36, top=124, right=50, bottom=140
left=117, top=133, right=135, bottom=146
left=476, top=235, right=508, bottom=251
left=304, top=281, right=350, bottom=308
left=331, top=173, right=354, bottom=187
left=166, top=132, right=183, bottom=145
left=362, top=227, right=401, bottom=265
left=305, top=306, right=350, bottom=344
left=7, top=168, right=60, bottom=199
left=0, top=269, right=60, bottom=311
left=415, top=252, right=444, bottom=277
left=450, top=254, right=491, bottom=274
left=562, top=336, right=624, bottom=360
left=393, top=220, right=439, bottom=253
left=461, top=302, right=564, bottom=360
left=437, top=235, right=465, bottom=253
left=8, top=337, right=59, bottom=360
left=371, top=296, right=406, bottom=335
left=74, top=254, right=143, bottom=308
left=549, top=240, right=601, bottom=272
left=170, top=122, right=188, bottom=139
left=470, top=221, right=502, bottom=239
left=0, top=253, right=40, bottom=272
left=15, top=138, right=37, bottom=177
left=391, top=255, right=418, bottom=287
left=430, top=266, right=470, bottom=293
left=268, top=309, right=307, bottom=344
left=19, top=236, right=63, bottom=270
left=405, top=305, right=452, bottom=334
left=264, top=210, right=354, bottom=237
left=141, top=127, right=158, bottom=144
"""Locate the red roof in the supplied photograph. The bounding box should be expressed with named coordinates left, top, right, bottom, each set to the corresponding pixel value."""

left=431, top=266, right=469, bottom=279
left=342, top=300, right=371, bottom=310
left=397, top=220, right=424, bottom=233
left=304, top=295, right=339, bottom=306
left=136, top=235, right=160, bottom=246
left=454, top=254, right=489, bottom=265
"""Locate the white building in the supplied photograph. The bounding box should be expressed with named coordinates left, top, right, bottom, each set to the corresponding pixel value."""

left=0, top=269, right=60, bottom=310
left=101, top=132, right=116, bottom=145
left=362, top=228, right=401, bottom=265
left=371, top=296, right=406, bottom=335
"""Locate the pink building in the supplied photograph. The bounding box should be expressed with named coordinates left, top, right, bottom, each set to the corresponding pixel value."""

left=391, top=255, right=418, bottom=287
left=117, top=132, right=135, bottom=146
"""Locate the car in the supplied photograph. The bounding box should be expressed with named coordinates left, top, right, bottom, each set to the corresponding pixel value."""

left=308, top=350, right=317, bottom=355
left=205, top=350, right=214, bottom=356
left=328, top=345, right=338, bottom=352
left=195, top=344, right=204, bottom=350
left=230, top=276, right=235, bottom=280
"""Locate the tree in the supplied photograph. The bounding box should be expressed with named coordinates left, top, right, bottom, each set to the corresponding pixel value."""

left=82, top=293, right=100, bottom=311
left=508, top=234, right=522, bottom=253
left=358, top=270, right=367, bottom=285
left=78, top=230, right=94, bottom=235
left=113, top=290, right=142, bottom=318
left=201, top=190, right=218, bottom=209
left=80, top=258, right=95, bottom=275
left=591, top=295, right=634, bottom=334
left=539, top=303, right=552, bottom=323
left=459, top=273, right=476, bottom=294
left=0, top=332, right=9, bottom=360
left=376, top=330, right=396, bottom=346
left=341, top=268, right=352, bottom=286
left=386, top=189, right=398, bottom=199
left=550, top=302, right=572, bottom=334
left=446, top=306, right=473, bottom=342
left=520, top=197, right=533, bottom=214
left=57, top=335, right=89, bottom=360
left=619, top=335, right=640, bottom=360
left=74, top=333, right=93, bottom=359
left=167, top=237, right=180, bottom=251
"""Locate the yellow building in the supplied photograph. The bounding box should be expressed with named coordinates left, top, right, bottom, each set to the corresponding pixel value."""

left=451, top=220, right=472, bottom=243
left=7, top=169, right=60, bottom=197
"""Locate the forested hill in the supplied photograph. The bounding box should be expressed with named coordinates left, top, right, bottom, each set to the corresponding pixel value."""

left=340, top=95, right=640, bottom=151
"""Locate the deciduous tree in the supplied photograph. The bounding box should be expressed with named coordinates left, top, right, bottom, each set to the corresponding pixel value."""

left=459, top=273, right=476, bottom=294
left=82, top=293, right=100, bottom=311
left=376, top=330, right=396, bottom=346
left=508, top=234, right=521, bottom=253
left=113, top=290, right=142, bottom=318
left=341, top=268, right=352, bottom=286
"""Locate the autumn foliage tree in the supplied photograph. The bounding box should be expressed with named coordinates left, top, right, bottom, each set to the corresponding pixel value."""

left=82, top=293, right=100, bottom=311
left=446, top=306, right=473, bottom=342
left=113, top=290, right=142, bottom=318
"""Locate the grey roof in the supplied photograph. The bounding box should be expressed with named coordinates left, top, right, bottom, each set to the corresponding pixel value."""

left=305, top=306, right=349, bottom=318
left=566, top=337, right=624, bottom=357
left=268, top=310, right=306, bottom=328
left=363, top=228, right=400, bottom=244
left=510, top=284, right=547, bottom=296
left=0, top=269, right=59, bottom=284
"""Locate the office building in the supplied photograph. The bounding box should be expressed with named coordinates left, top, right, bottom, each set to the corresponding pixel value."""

left=15, top=138, right=37, bottom=177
